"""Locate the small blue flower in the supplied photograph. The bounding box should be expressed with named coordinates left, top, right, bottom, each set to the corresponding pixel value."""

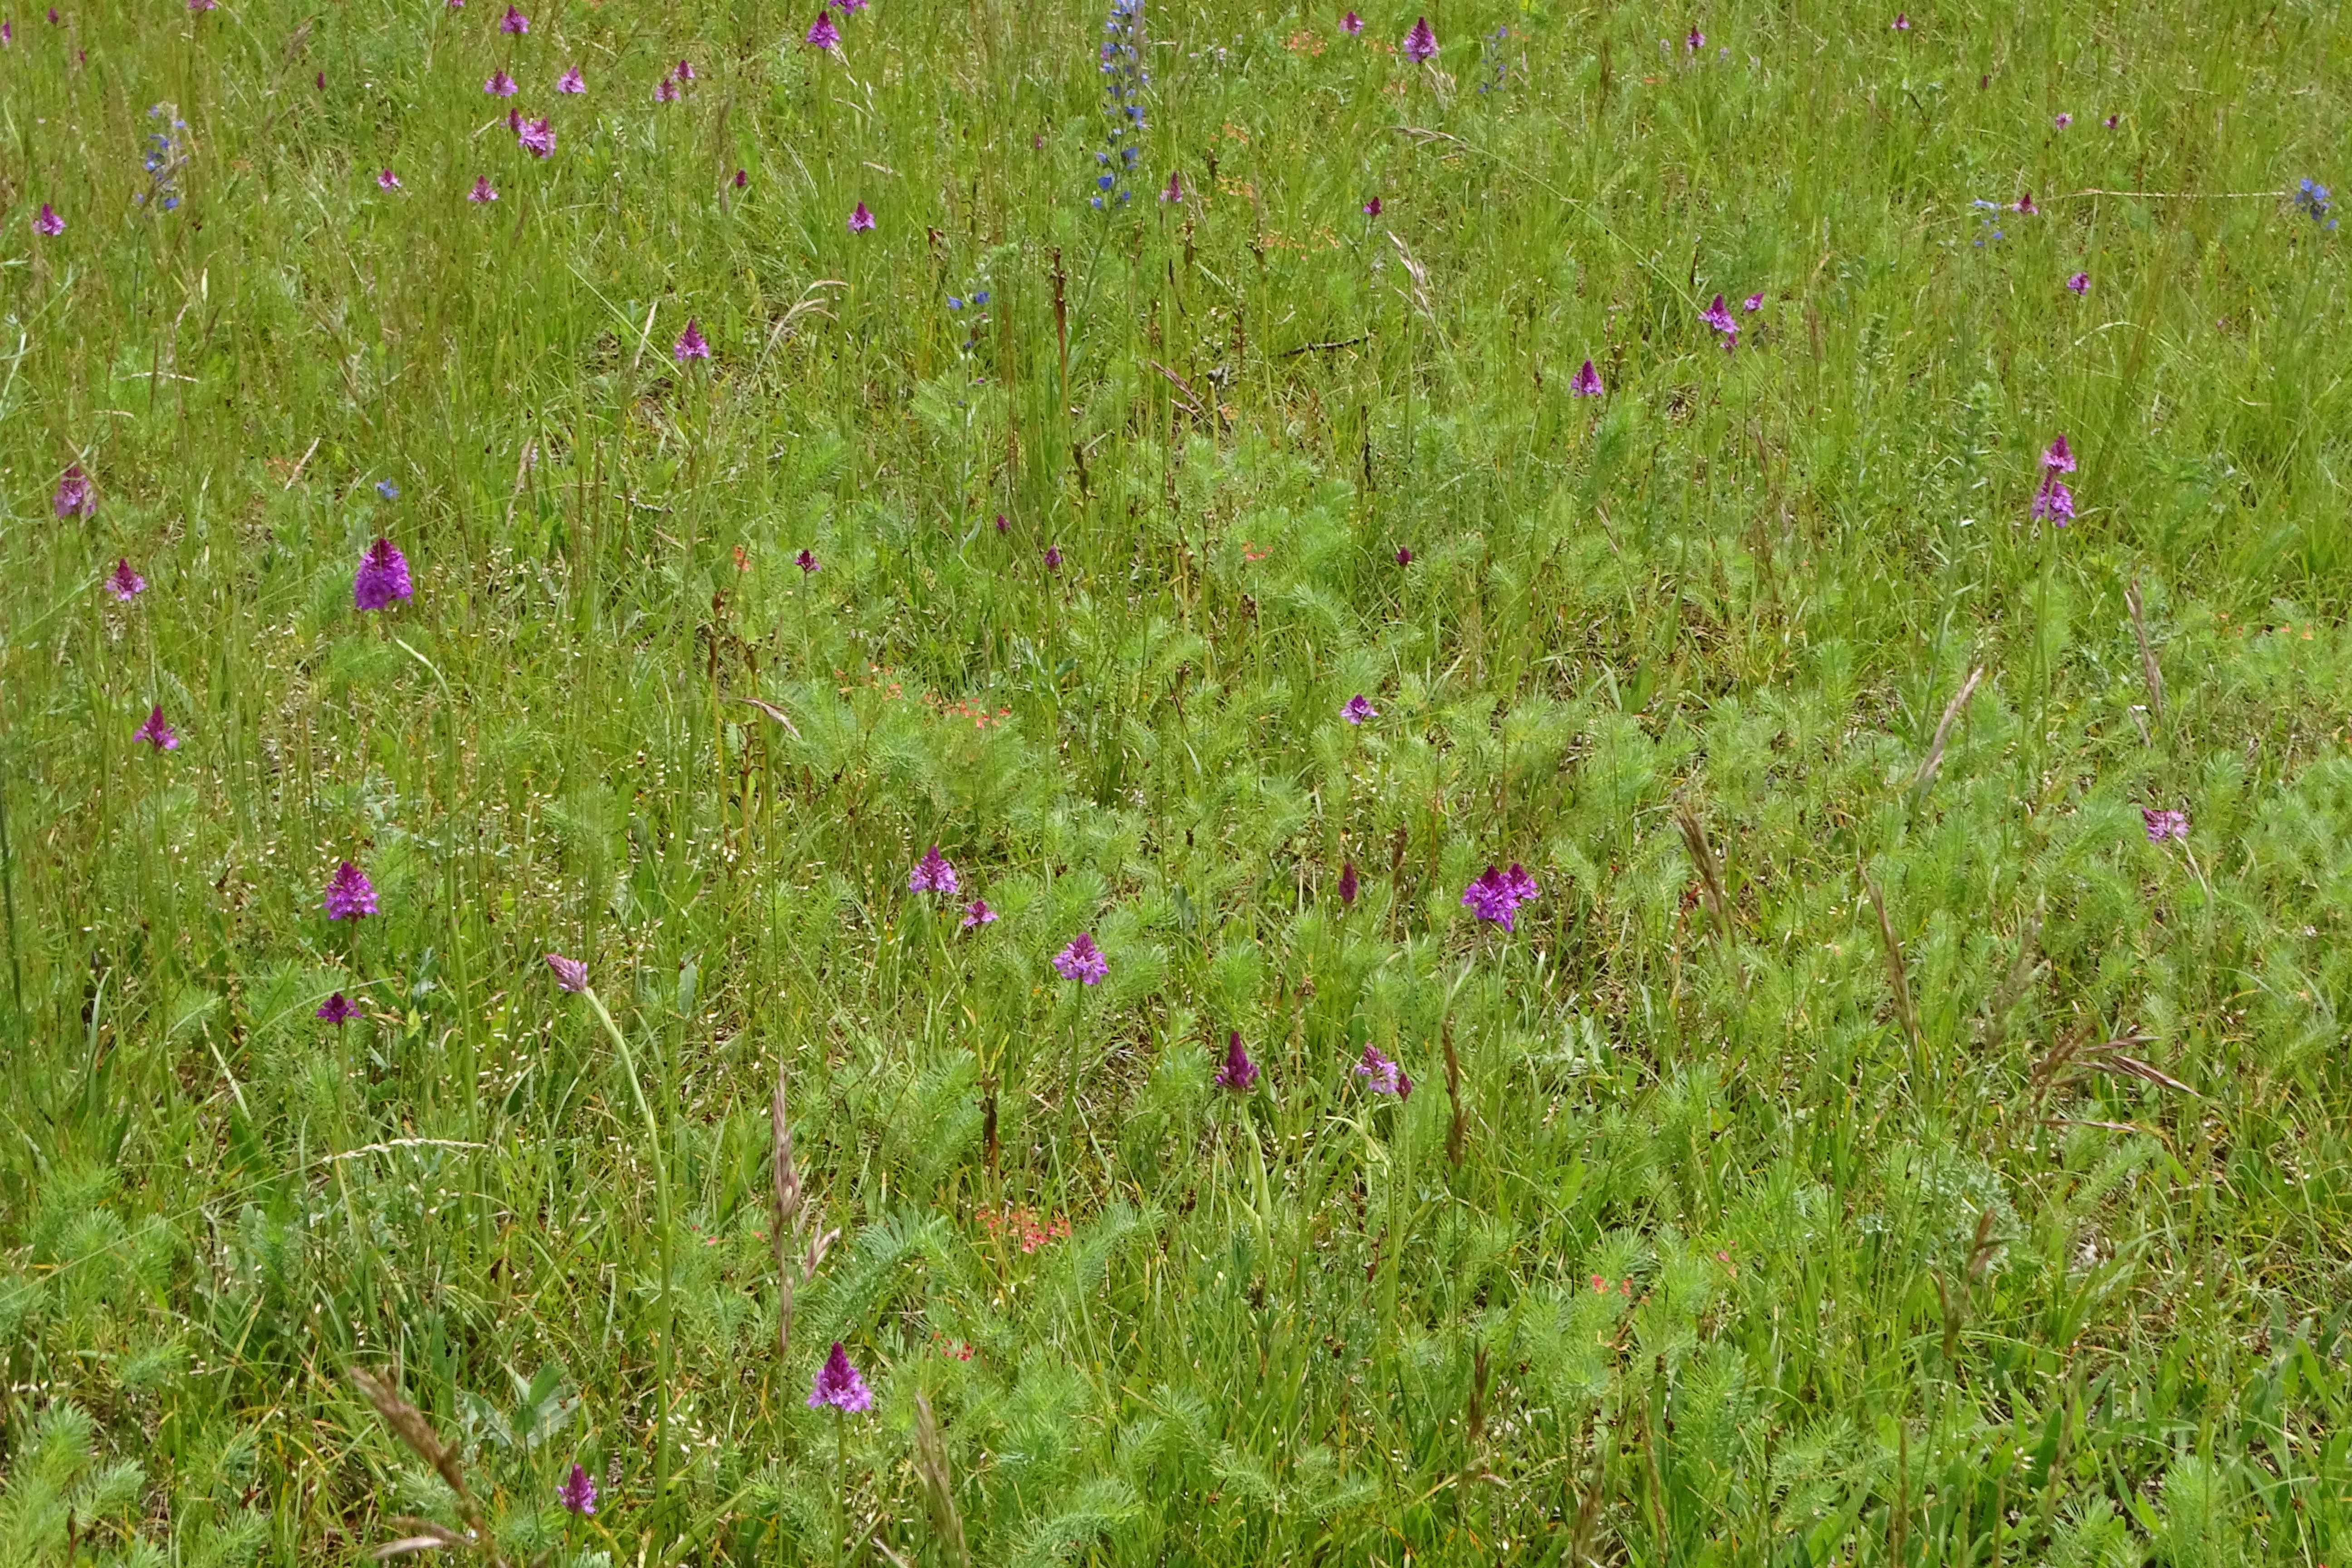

left=376, top=479, right=400, bottom=499
left=947, top=296, right=965, bottom=310
left=972, top=290, right=990, bottom=305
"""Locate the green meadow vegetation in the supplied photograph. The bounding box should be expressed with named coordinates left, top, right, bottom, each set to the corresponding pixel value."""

left=4, top=0, right=2351, bottom=1560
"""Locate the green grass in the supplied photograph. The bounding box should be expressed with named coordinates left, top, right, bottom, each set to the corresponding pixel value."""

left=3, top=0, right=2351, bottom=1561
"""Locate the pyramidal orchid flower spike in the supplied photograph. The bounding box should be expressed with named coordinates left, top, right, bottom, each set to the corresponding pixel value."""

left=807, top=9, right=839, bottom=48
left=557, top=66, right=584, bottom=92
left=1570, top=358, right=1604, bottom=397
left=1341, top=694, right=1377, bottom=725
left=808, top=1342, right=873, bottom=1411
left=317, top=992, right=359, bottom=1026
left=1338, top=860, right=1358, bottom=905
left=848, top=200, right=874, bottom=232
left=1214, top=1031, right=1259, bottom=1091
left=36, top=203, right=66, bottom=236
left=2141, top=808, right=2190, bottom=843
left=2042, top=434, right=2075, bottom=472
left=673, top=319, right=710, bottom=361
left=133, top=706, right=179, bottom=750
left=1354, top=1043, right=1409, bottom=1098
left=960, top=898, right=998, bottom=928
left=558, top=1462, right=597, bottom=1516
left=546, top=953, right=588, bottom=992
left=908, top=846, right=960, bottom=895
left=353, top=538, right=412, bottom=610
left=323, top=861, right=378, bottom=921
left=107, top=559, right=146, bottom=600
left=1403, top=15, right=1437, bottom=61
left=54, top=465, right=93, bottom=518
left=1053, top=933, right=1108, bottom=985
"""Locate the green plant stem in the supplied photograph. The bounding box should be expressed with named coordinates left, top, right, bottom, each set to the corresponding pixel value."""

left=584, top=986, right=674, bottom=1549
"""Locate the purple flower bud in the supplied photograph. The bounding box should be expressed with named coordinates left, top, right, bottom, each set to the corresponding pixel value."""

left=847, top=200, right=875, bottom=231
left=1570, top=358, right=1604, bottom=397
left=1214, top=1031, right=1259, bottom=1091
left=1338, top=860, right=1358, bottom=905
left=546, top=953, right=588, bottom=992
left=673, top=318, right=711, bottom=361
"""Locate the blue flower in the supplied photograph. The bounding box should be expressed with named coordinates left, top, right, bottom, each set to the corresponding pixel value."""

left=376, top=480, right=400, bottom=499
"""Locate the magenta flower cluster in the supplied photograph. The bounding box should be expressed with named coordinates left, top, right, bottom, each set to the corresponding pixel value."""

left=1461, top=862, right=1540, bottom=931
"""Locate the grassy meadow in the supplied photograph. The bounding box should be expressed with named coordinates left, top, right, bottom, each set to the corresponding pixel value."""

left=4, top=0, right=2352, bottom=1560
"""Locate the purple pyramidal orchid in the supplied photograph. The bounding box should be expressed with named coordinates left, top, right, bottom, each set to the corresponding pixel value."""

left=558, top=1462, right=597, bottom=1516
left=1743, top=292, right=1764, bottom=312
left=2014, top=191, right=2038, bottom=215
left=546, top=953, right=588, bottom=992
left=1043, top=544, right=1062, bottom=572
left=848, top=200, right=875, bottom=232
left=1701, top=293, right=1739, bottom=349
left=1892, top=12, right=1911, bottom=29
left=1354, top=1043, right=1410, bottom=1098
left=2042, top=434, right=2076, bottom=473
left=317, top=992, right=359, bottom=1026
left=2065, top=271, right=2089, bottom=296
left=808, top=1342, right=873, bottom=1412
left=485, top=68, right=518, bottom=96
left=1462, top=861, right=1540, bottom=931
left=795, top=549, right=819, bottom=573
left=654, top=75, right=679, bottom=101
left=1341, top=10, right=1362, bottom=34
left=36, top=202, right=66, bottom=236
left=673, top=318, right=710, bottom=361
left=2141, top=807, right=2189, bottom=843
left=353, top=538, right=413, bottom=611
left=557, top=65, right=584, bottom=92
left=908, top=845, right=960, bottom=896
left=1402, top=15, right=1437, bottom=61
left=1570, top=358, right=1604, bottom=397
left=1363, top=195, right=1382, bottom=217
left=1053, top=933, right=1108, bottom=985
left=106, top=558, right=146, bottom=600
left=498, top=2, right=526, bottom=31
left=378, top=168, right=402, bottom=190
left=1214, top=1031, right=1260, bottom=1091
left=2031, top=472, right=2075, bottom=525
left=323, top=860, right=378, bottom=921
left=1338, top=859, right=1359, bottom=905
left=960, top=898, right=999, bottom=928
left=133, top=706, right=180, bottom=750
left=54, top=464, right=93, bottom=518
left=518, top=117, right=554, bottom=157
left=1161, top=170, right=1184, bottom=203
left=807, top=9, right=839, bottom=48
left=1341, top=694, right=1377, bottom=725
left=469, top=176, right=499, bottom=203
